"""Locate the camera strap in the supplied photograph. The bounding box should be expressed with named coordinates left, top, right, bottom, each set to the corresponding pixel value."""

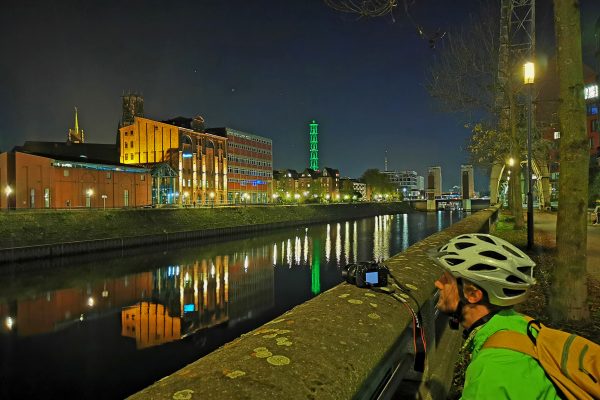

left=392, top=292, right=427, bottom=372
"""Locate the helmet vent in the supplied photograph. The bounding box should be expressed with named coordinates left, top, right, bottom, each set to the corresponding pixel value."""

left=455, top=242, right=475, bottom=250
left=479, top=250, right=507, bottom=261
left=468, top=263, right=496, bottom=271
left=503, top=288, right=526, bottom=297
left=445, top=258, right=465, bottom=266
left=502, top=245, right=523, bottom=258
left=476, top=235, right=496, bottom=245
left=506, top=275, right=526, bottom=284
left=517, top=266, right=533, bottom=276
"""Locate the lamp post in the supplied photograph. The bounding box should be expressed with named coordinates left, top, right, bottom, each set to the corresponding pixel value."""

left=101, top=194, right=107, bottom=210
left=209, top=191, right=215, bottom=208
left=524, top=61, right=535, bottom=249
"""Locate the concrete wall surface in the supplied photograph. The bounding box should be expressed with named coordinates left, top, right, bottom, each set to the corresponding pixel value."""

left=128, top=205, right=500, bottom=400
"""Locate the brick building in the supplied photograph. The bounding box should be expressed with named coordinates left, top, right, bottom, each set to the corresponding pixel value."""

left=0, top=150, right=151, bottom=210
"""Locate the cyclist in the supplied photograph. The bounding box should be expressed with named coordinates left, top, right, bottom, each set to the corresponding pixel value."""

left=430, top=233, right=560, bottom=399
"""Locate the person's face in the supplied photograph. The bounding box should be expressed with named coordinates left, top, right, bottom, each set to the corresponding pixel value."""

left=434, top=271, right=460, bottom=313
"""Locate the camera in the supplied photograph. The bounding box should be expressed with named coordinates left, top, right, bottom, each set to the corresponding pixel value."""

left=342, top=261, right=389, bottom=288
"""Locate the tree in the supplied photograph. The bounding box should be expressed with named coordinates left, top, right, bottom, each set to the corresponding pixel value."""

left=550, top=0, right=589, bottom=321
left=361, top=169, right=396, bottom=197
left=427, top=2, right=529, bottom=229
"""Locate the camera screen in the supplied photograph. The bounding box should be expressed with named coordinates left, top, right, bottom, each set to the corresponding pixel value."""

left=365, top=271, right=379, bottom=284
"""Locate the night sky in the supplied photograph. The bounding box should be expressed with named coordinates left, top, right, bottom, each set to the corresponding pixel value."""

left=1, top=0, right=599, bottom=191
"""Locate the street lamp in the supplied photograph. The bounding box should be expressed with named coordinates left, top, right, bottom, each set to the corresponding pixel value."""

left=209, top=191, right=215, bottom=208
left=101, top=194, right=108, bottom=210
left=524, top=61, right=535, bottom=249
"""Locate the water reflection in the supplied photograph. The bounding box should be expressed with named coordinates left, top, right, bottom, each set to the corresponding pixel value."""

left=0, top=211, right=464, bottom=399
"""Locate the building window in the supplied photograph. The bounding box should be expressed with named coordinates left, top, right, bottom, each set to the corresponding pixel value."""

left=106, top=172, right=112, bottom=179
left=554, top=131, right=560, bottom=140
left=188, top=179, right=191, bottom=187
left=130, top=141, right=134, bottom=148
left=86, top=191, right=92, bottom=208
left=125, top=154, right=129, bottom=160
left=30, top=189, right=35, bottom=208
left=125, top=142, right=128, bottom=149
left=140, top=175, right=145, bottom=181
left=44, top=188, right=50, bottom=208
left=130, top=153, right=134, bottom=159
left=124, top=189, right=129, bottom=207
left=63, top=169, right=70, bottom=177
left=584, top=84, right=598, bottom=100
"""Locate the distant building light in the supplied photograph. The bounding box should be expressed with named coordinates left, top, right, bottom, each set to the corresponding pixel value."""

left=554, top=131, right=560, bottom=140
left=182, top=153, right=193, bottom=158
left=585, top=84, right=598, bottom=100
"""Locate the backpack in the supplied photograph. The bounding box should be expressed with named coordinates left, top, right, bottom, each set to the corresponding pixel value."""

left=483, top=318, right=600, bottom=400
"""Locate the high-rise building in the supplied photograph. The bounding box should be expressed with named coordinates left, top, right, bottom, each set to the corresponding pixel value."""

left=461, top=164, right=475, bottom=199
left=427, top=166, right=442, bottom=200
left=206, top=127, right=273, bottom=204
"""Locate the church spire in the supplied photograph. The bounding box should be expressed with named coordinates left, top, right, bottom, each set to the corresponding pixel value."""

left=74, top=106, right=79, bottom=134
left=67, top=106, right=85, bottom=143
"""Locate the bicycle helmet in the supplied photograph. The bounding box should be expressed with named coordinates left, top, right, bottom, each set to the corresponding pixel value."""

left=430, top=233, right=536, bottom=306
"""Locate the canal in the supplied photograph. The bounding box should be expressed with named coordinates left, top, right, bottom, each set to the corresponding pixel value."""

left=0, top=211, right=463, bottom=399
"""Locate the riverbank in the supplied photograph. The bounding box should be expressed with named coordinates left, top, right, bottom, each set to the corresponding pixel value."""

left=0, top=202, right=413, bottom=250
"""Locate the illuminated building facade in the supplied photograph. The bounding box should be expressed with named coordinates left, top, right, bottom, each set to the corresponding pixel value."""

left=298, top=168, right=319, bottom=197
left=118, top=116, right=228, bottom=206
left=318, top=168, right=340, bottom=200
left=0, top=151, right=151, bottom=210
left=205, top=127, right=273, bottom=204
left=273, top=169, right=299, bottom=199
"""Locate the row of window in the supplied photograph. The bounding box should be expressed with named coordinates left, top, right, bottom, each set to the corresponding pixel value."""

left=228, top=155, right=272, bottom=167
left=63, top=169, right=144, bottom=181
left=228, top=142, right=271, bottom=154
left=181, top=179, right=221, bottom=189
left=227, top=168, right=272, bottom=177
left=230, top=133, right=271, bottom=145
left=124, top=141, right=135, bottom=149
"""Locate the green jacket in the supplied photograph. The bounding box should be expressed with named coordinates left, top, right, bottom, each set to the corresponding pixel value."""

left=461, top=309, right=560, bottom=399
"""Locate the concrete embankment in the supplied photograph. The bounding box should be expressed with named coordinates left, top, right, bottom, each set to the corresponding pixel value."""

left=128, top=205, right=500, bottom=400
left=0, top=202, right=413, bottom=263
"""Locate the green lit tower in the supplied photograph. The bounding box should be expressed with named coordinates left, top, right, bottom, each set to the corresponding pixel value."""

left=309, top=120, right=319, bottom=170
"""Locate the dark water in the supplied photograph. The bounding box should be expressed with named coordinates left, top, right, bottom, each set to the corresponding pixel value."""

left=0, top=211, right=463, bottom=399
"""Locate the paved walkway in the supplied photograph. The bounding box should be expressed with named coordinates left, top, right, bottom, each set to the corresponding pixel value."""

left=532, top=211, right=600, bottom=281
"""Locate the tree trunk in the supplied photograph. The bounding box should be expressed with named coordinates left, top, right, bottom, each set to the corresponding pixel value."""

left=550, top=0, right=589, bottom=321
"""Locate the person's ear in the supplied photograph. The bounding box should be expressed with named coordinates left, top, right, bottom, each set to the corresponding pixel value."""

left=463, top=286, right=484, bottom=304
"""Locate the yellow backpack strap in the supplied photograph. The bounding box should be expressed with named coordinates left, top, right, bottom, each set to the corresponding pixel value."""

left=482, top=330, right=538, bottom=360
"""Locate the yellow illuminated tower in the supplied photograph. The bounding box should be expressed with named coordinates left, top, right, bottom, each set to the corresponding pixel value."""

left=67, top=107, right=85, bottom=143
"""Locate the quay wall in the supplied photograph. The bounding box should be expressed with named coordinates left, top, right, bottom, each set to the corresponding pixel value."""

left=128, top=205, right=501, bottom=400
left=0, top=202, right=413, bottom=264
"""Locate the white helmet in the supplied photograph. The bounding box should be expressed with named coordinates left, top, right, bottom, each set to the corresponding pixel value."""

left=430, top=233, right=536, bottom=306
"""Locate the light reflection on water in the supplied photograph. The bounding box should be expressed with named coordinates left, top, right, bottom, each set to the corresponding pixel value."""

left=0, top=211, right=463, bottom=399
